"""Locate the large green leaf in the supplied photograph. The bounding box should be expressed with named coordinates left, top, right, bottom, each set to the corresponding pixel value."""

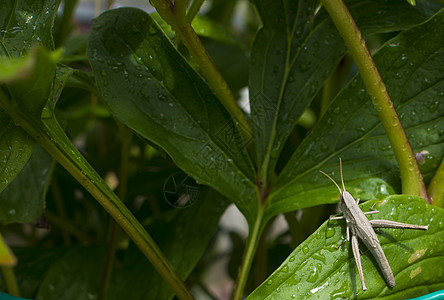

left=5, top=247, right=68, bottom=298
left=87, top=8, right=258, bottom=222
left=36, top=247, right=105, bottom=300
left=247, top=195, right=444, bottom=299
left=0, top=46, right=184, bottom=299
left=0, top=0, right=60, bottom=193
left=266, top=9, right=444, bottom=219
left=0, top=0, right=59, bottom=56
left=249, top=0, right=438, bottom=181
left=106, top=188, right=229, bottom=300
left=0, top=47, right=61, bottom=220
left=0, top=110, right=36, bottom=193
left=0, top=145, right=53, bottom=225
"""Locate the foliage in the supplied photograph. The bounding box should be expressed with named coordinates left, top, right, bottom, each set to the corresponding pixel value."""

left=0, top=0, right=443, bottom=299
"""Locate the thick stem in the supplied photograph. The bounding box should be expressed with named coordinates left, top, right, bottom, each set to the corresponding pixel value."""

left=321, top=0, right=429, bottom=202
left=428, top=158, right=444, bottom=207
left=232, top=207, right=265, bottom=300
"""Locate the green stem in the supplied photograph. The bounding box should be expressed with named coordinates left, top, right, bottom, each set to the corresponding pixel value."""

left=320, top=56, right=352, bottom=116
left=99, top=126, right=133, bottom=300
left=187, top=0, right=205, bottom=22
left=1, top=267, right=20, bottom=297
left=45, top=211, right=95, bottom=243
left=232, top=207, right=265, bottom=300
left=54, top=0, right=79, bottom=47
left=428, top=158, right=444, bottom=207
left=51, top=177, right=71, bottom=245
left=321, top=0, right=429, bottom=202
left=150, top=0, right=251, bottom=137
left=0, top=91, right=193, bottom=300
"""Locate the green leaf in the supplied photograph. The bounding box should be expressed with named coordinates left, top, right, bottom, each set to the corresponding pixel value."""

left=106, top=188, right=229, bottom=300
left=0, top=0, right=60, bottom=57
left=0, top=0, right=60, bottom=193
left=0, top=145, right=53, bottom=225
left=247, top=195, right=444, bottom=299
left=249, top=0, right=438, bottom=181
left=266, top=9, right=444, bottom=219
left=10, top=247, right=68, bottom=298
left=87, top=7, right=258, bottom=222
left=191, top=15, right=240, bottom=45
left=36, top=247, right=105, bottom=300
left=0, top=47, right=60, bottom=195
left=0, top=112, right=36, bottom=193
left=0, top=54, right=33, bottom=82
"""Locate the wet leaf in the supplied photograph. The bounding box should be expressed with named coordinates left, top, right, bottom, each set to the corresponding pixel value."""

left=87, top=8, right=258, bottom=222
left=11, top=247, right=68, bottom=298
left=0, top=0, right=59, bottom=56
left=0, top=145, right=53, bottom=225
left=267, top=9, right=444, bottom=219
left=249, top=0, right=440, bottom=181
left=247, top=195, right=444, bottom=299
left=36, top=247, right=105, bottom=300
left=0, top=0, right=60, bottom=193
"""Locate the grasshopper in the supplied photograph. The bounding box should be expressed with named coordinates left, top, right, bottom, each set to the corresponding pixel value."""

left=320, top=158, right=428, bottom=290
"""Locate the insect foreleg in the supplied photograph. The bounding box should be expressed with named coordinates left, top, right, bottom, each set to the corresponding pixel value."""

left=363, top=210, right=379, bottom=216
left=370, top=220, right=428, bottom=230
left=351, top=234, right=367, bottom=290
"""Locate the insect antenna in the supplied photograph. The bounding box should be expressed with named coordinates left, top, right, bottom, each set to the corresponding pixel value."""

left=320, top=170, right=342, bottom=194
left=339, top=157, right=346, bottom=191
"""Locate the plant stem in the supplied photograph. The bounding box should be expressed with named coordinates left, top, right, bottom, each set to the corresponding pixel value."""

left=320, top=0, right=429, bottom=202
left=320, top=56, right=352, bottom=116
left=232, top=207, right=265, bottom=300
left=0, top=91, right=194, bottom=300
left=150, top=0, right=251, bottom=136
left=99, top=126, right=133, bottom=300
left=1, top=267, right=20, bottom=297
left=187, top=0, right=205, bottom=22
left=54, top=0, right=78, bottom=47
left=45, top=211, right=95, bottom=243
left=428, top=159, right=444, bottom=207
left=51, top=177, right=71, bottom=245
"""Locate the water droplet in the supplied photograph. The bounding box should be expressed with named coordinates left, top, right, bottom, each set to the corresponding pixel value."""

left=303, top=245, right=309, bottom=254
left=326, top=226, right=335, bottom=238
left=309, top=84, right=318, bottom=97
left=394, top=54, right=408, bottom=68
left=298, top=63, right=310, bottom=73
